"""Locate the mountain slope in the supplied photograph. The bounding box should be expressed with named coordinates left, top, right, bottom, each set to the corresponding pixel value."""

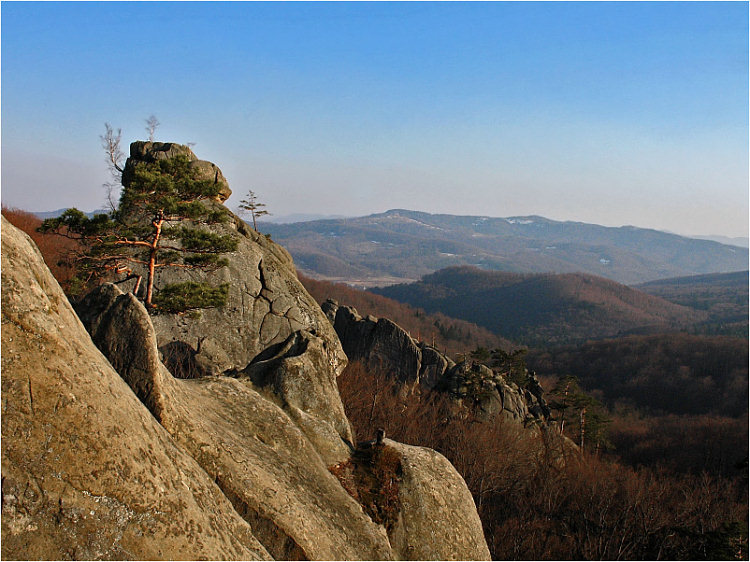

left=299, top=274, right=514, bottom=353
left=262, top=209, right=748, bottom=286
left=638, top=271, right=749, bottom=337
left=373, top=266, right=707, bottom=347
left=636, top=271, right=748, bottom=329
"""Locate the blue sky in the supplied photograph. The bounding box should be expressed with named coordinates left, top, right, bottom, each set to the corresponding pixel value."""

left=2, top=1, right=748, bottom=237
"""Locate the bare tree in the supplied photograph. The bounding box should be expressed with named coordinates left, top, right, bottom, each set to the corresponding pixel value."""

left=238, top=190, right=270, bottom=231
left=101, top=123, right=125, bottom=212
left=101, top=123, right=124, bottom=176
left=145, top=115, right=160, bottom=142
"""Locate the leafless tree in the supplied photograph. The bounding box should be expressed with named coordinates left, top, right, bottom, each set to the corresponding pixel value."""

left=145, top=115, right=160, bottom=142
left=101, top=123, right=124, bottom=176
left=101, top=123, right=125, bottom=212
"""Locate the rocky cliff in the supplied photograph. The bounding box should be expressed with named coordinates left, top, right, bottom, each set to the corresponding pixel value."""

left=1, top=216, right=269, bottom=561
left=323, top=299, right=550, bottom=423
left=1, top=143, right=490, bottom=560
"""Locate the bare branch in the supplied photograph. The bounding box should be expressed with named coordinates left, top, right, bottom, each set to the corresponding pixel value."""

left=145, top=115, right=160, bottom=142
left=101, top=123, right=124, bottom=175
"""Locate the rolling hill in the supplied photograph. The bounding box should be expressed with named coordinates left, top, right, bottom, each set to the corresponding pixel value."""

left=298, top=273, right=514, bottom=354
left=261, top=209, right=748, bottom=286
left=636, top=271, right=748, bottom=336
left=372, top=266, right=708, bottom=347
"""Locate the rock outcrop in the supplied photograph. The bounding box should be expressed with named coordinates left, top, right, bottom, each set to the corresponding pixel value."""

left=323, top=299, right=550, bottom=423
left=324, top=300, right=423, bottom=385
left=122, top=141, right=232, bottom=202
left=1, top=143, right=492, bottom=560
left=75, top=282, right=390, bottom=559
left=1, top=217, right=270, bottom=561
left=387, top=440, right=491, bottom=560
left=118, top=144, right=347, bottom=376
left=76, top=272, right=486, bottom=560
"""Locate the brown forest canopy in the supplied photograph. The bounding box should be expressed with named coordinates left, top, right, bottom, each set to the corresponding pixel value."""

left=528, top=333, right=748, bottom=417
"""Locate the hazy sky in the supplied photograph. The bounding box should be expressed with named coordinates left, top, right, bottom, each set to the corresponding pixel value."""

left=2, top=2, right=748, bottom=237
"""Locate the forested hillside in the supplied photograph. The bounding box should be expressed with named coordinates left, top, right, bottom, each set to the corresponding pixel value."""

left=528, top=334, right=748, bottom=417
left=637, top=271, right=748, bottom=336
left=373, top=266, right=705, bottom=346
left=338, top=360, right=748, bottom=560
left=528, top=334, right=748, bottom=480
left=299, top=274, right=513, bottom=353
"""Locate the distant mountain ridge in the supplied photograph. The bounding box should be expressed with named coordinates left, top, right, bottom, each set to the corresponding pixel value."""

left=33, top=207, right=110, bottom=219
left=690, top=234, right=749, bottom=248
left=372, top=266, right=707, bottom=347
left=262, top=209, right=748, bottom=286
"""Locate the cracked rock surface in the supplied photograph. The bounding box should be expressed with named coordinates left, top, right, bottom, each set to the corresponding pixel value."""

left=1, top=144, right=492, bottom=560
left=147, top=203, right=347, bottom=380
left=1, top=217, right=270, bottom=560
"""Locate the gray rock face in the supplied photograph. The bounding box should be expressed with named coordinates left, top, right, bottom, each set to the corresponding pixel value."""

left=387, top=440, right=491, bottom=561
left=74, top=283, right=489, bottom=560
left=1, top=217, right=270, bottom=561
left=324, top=300, right=549, bottom=424
left=243, top=330, right=355, bottom=460
left=76, top=285, right=173, bottom=422
left=122, top=141, right=232, bottom=201
left=140, top=204, right=348, bottom=386
left=115, top=144, right=347, bottom=380
left=438, top=361, right=552, bottom=422
left=418, top=343, right=455, bottom=389
left=330, top=301, right=423, bottom=385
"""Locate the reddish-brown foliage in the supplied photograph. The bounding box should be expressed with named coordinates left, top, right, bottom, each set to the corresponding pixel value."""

left=338, top=360, right=748, bottom=560
left=528, top=334, right=749, bottom=417
left=607, top=411, right=748, bottom=478
left=2, top=207, right=82, bottom=293
left=329, top=444, right=402, bottom=531
left=299, top=273, right=513, bottom=355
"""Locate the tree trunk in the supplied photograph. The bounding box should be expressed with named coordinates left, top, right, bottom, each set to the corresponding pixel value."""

left=579, top=405, right=586, bottom=454
left=144, top=213, right=164, bottom=309
left=560, top=381, right=570, bottom=435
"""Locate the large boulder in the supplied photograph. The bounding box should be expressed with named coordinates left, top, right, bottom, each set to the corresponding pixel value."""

left=1, top=217, right=270, bottom=560
left=387, top=440, right=491, bottom=560
left=122, top=141, right=232, bottom=202
left=243, top=329, right=355, bottom=461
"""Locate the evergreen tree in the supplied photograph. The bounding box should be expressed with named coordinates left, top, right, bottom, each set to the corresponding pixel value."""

left=490, top=348, right=529, bottom=388
left=238, top=190, right=270, bottom=231
left=548, top=374, right=612, bottom=454
left=40, top=153, right=237, bottom=313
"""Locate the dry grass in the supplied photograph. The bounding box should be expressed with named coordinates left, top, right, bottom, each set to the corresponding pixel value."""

left=329, top=444, right=402, bottom=531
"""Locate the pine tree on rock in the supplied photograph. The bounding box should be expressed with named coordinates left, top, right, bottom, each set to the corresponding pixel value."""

left=40, top=152, right=238, bottom=313
left=238, top=190, right=270, bottom=231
